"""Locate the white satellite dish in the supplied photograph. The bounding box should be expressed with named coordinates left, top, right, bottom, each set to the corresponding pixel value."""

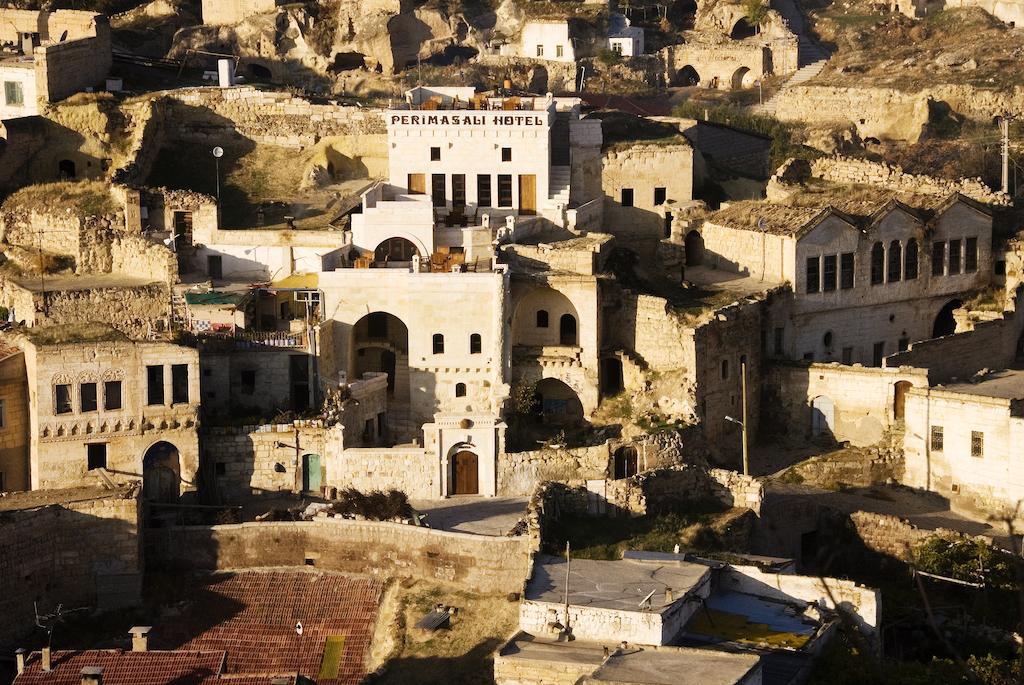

left=212, top=147, right=224, bottom=159
left=295, top=621, right=303, bottom=636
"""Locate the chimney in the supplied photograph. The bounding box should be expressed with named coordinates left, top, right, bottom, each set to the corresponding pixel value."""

left=41, top=646, right=51, bottom=672
left=15, top=649, right=26, bottom=674
left=129, top=626, right=151, bottom=652
left=665, top=587, right=674, bottom=603
left=81, top=666, right=103, bottom=685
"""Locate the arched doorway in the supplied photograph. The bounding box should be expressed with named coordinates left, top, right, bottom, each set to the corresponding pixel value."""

left=932, top=299, right=962, bottom=338
left=685, top=230, right=704, bottom=266
left=373, top=237, right=419, bottom=264
left=730, top=66, right=753, bottom=90
left=452, top=450, right=479, bottom=495
left=730, top=18, right=757, bottom=38
left=512, top=288, right=580, bottom=349
left=674, top=65, right=701, bottom=87
left=58, top=159, right=76, bottom=180
left=352, top=312, right=409, bottom=400
left=601, top=357, right=624, bottom=396
left=810, top=396, right=834, bottom=437
left=559, top=314, right=577, bottom=346
left=893, top=381, right=912, bottom=420
left=535, top=378, right=585, bottom=426
left=249, top=63, right=272, bottom=80
left=613, top=446, right=638, bottom=479
left=142, top=441, right=181, bottom=503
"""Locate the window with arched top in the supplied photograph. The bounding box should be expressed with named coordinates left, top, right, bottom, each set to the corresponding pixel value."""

left=871, top=242, right=885, bottom=285
left=888, top=240, right=902, bottom=282
left=905, top=238, right=919, bottom=280
left=470, top=333, right=482, bottom=354
left=455, top=383, right=467, bottom=397
left=432, top=334, right=444, bottom=354
left=536, top=310, right=549, bottom=328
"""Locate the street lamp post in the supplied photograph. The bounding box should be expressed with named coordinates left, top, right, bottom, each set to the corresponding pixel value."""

left=212, top=146, right=224, bottom=226
left=724, top=360, right=750, bottom=476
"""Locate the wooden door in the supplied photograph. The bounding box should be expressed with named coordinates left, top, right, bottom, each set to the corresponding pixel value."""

left=453, top=451, right=479, bottom=495
left=303, top=454, right=322, bottom=492
left=518, top=174, right=536, bottom=215
left=408, top=173, right=426, bottom=195
left=893, top=381, right=912, bottom=420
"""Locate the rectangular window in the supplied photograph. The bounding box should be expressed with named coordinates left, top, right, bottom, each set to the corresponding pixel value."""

left=556, top=44, right=564, bottom=57
left=774, top=327, right=784, bottom=355
left=654, top=187, right=667, bottom=206
left=431, top=173, right=446, bottom=208
left=451, top=174, right=466, bottom=208
left=55, top=384, right=72, bottom=415
left=898, top=337, right=909, bottom=352
left=949, top=239, right=962, bottom=274
left=931, top=425, right=944, bottom=452
left=80, top=383, right=97, bottom=413
left=872, top=341, right=885, bottom=367
left=407, top=173, right=426, bottom=195
left=0, top=398, right=6, bottom=429
left=171, top=364, right=189, bottom=404
left=621, top=188, right=634, bottom=207
left=841, top=347, right=854, bottom=364
left=536, top=44, right=544, bottom=57
left=207, top=255, right=223, bottom=280
left=965, top=237, right=978, bottom=273
left=147, top=365, right=164, bottom=406
left=477, top=175, right=492, bottom=207
left=840, top=252, right=854, bottom=289
left=87, top=444, right=107, bottom=471
left=931, top=241, right=945, bottom=276
left=104, top=381, right=122, bottom=410
left=4, top=81, right=24, bottom=107
left=497, top=174, right=513, bottom=207
left=430, top=146, right=441, bottom=161
left=806, top=256, right=820, bottom=294
left=240, top=369, right=256, bottom=395
left=823, top=254, right=837, bottom=292
left=611, top=42, right=622, bottom=54
left=501, top=147, right=512, bottom=162
left=971, top=431, right=984, bottom=458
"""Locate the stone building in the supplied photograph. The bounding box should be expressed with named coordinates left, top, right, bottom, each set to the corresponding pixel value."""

left=0, top=344, right=29, bottom=491
left=2, top=324, right=200, bottom=499
left=516, top=21, right=577, bottom=63
left=0, top=9, right=112, bottom=119
left=608, top=14, right=644, bottom=56
left=697, top=191, right=993, bottom=365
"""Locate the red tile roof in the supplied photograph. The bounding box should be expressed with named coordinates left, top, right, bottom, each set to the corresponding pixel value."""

left=152, top=571, right=384, bottom=685
left=13, top=650, right=226, bottom=685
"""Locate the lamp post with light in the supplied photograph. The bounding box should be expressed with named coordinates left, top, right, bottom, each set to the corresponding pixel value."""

left=212, top=146, right=223, bottom=226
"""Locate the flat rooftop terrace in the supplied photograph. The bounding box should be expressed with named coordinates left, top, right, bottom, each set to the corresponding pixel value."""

left=14, top=273, right=160, bottom=293
left=0, top=485, right=133, bottom=512
left=940, top=368, right=1024, bottom=400
left=590, top=646, right=761, bottom=685
left=526, top=555, right=711, bottom=613
left=499, top=633, right=608, bottom=667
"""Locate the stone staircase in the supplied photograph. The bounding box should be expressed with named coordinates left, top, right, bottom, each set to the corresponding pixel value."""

left=548, top=165, right=571, bottom=204
left=752, top=0, right=831, bottom=117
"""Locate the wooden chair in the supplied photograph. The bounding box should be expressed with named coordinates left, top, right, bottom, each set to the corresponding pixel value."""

left=501, top=97, right=519, bottom=111
left=422, top=99, right=440, bottom=110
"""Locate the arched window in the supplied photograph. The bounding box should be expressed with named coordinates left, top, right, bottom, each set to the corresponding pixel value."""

left=432, top=334, right=444, bottom=354
left=536, top=310, right=549, bottom=328
left=870, top=242, right=885, bottom=285
left=905, top=238, right=919, bottom=280
left=455, top=382, right=467, bottom=397
left=470, top=333, right=482, bottom=354
left=888, top=240, right=902, bottom=282
left=559, top=314, right=577, bottom=345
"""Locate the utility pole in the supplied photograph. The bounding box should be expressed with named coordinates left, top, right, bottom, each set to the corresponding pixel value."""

left=999, top=114, right=1012, bottom=195
left=740, top=360, right=749, bottom=476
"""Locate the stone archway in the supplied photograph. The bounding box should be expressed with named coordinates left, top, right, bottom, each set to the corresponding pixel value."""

left=932, top=299, right=962, bottom=338
left=373, top=237, right=419, bottom=263
left=673, top=65, right=701, bottom=87
left=142, top=441, right=181, bottom=503
left=352, top=311, right=409, bottom=399
left=58, top=159, right=76, bottom=180
left=685, top=230, right=704, bottom=266
left=730, top=18, right=757, bottom=38
left=511, top=287, right=581, bottom=349
left=730, top=66, right=753, bottom=90
left=535, top=378, right=585, bottom=426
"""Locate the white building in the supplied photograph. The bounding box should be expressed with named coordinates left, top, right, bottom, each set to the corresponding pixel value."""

left=608, top=14, right=645, bottom=57
left=519, top=21, right=577, bottom=62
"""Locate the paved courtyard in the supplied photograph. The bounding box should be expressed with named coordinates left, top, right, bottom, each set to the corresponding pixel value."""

left=411, top=496, right=529, bottom=536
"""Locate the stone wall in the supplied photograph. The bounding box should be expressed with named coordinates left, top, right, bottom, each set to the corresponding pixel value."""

left=31, top=283, right=172, bottom=340
left=601, top=144, right=695, bottom=246
left=0, top=117, right=46, bottom=192
left=498, top=443, right=611, bottom=497
left=807, top=156, right=1009, bottom=206
left=326, top=447, right=437, bottom=499
left=145, top=518, right=532, bottom=593
left=201, top=0, right=277, bottom=24
left=0, top=487, right=141, bottom=645
left=604, top=465, right=764, bottom=516
left=0, top=352, right=29, bottom=491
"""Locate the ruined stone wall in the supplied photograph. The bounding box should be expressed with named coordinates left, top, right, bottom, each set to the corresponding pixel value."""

left=603, top=465, right=763, bottom=516
left=162, top=87, right=387, bottom=148
left=885, top=310, right=1024, bottom=383
left=498, top=443, right=611, bottom=497
left=0, top=489, right=140, bottom=645
left=29, top=284, right=172, bottom=340
left=34, top=26, right=112, bottom=104
left=764, top=361, right=928, bottom=447
left=326, top=447, right=438, bottom=499
left=201, top=0, right=277, bottom=24
left=146, top=518, right=532, bottom=593
left=203, top=422, right=331, bottom=502
left=198, top=348, right=296, bottom=419
left=601, top=144, right=694, bottom=246
left=0, top=118, right=46, bottom=192
left=603, top=292, right=694, bottom=372
left=808, top=156, right=1009, bottom=205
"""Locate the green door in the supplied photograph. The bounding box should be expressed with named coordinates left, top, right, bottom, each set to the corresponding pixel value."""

left=303, top=454, right=322, bottom=492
